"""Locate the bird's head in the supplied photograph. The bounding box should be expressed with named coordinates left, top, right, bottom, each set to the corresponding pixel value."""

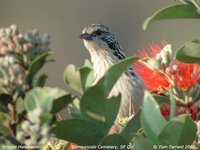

left=80, top=24, right=126, bottom=59
left=80, top=24, right=111, bottom=42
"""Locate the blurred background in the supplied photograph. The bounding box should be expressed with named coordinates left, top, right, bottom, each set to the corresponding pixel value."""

left=0, top=0, right=199, bottom=89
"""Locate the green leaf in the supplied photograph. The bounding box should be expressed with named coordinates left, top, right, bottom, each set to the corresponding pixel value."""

left=68, top=98, right=82, bottom=119
left=153, top=94, right=169, bottom=105
left=0, top=94, right=12, bottom=113
left=40, top=112, right=52, bottom=123
left=34, top=73, right=48, bottom=87
left=169, top=89, right=176, bottom=120
left=97, top=57, right=138, bottom=97
left=100, top=134, right=129, bottom=147
left=16, top=97, right=25, bottom=114
left=0, top=113, right=12, bottom=136
left=52, top=94, right=74, bottom=114
left=158, top=114, right=197, bottom=145
left=143, top=4, right=200, bottom=30
left=80, top=86, right=106, bottom=130
left=141, top=91, right=167, bottom=143
left=1, top=135, right=23, bottom=146
left=80, top=90, right=121, bottom=134
left=29, top=51, right=53, bottom=77
left=80, top=57, right=138, bottom=133
left=52, top=119, right=104, bottom=146
left=64, top=64, right=83, bottom=94
left=133, top=135, right=154, bottom=150
left=24, top=88, right=50, bottom=111
left=24, top=87, right=68, bottom=112
left=104, top=95, right=121, bottom=132
left=80, top=59, right=94, bottom=91
left=79, top=67, right=93, bottom=91
left=120, top=110, right=141, bottom=142
left=64, top=60, right=93, bottom=94
left=175, top=38, right=200, bottom=63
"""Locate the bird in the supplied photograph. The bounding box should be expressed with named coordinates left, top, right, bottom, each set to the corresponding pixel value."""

left=79, top=24, right=144, bottom=125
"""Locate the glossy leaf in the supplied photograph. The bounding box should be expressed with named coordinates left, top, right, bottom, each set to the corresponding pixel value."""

left=79, top=67, right=93, bottom=91
left=153, top=95, right=170, bottom=105
left=40, top=112, right=52, bottom=123
left=120, top=110, right=141, bottom=142
left=141, top=91, right=167, bottom=143
left=100, top=134, right=129, bottom=146
left=80, top=85, right=106, bottom=130
left=24, top=87, right=68, bottom=112
left=34, top=73, right=48, bottom=87
left=64, top=64, right=83, bottom=94
left=158, top=115, right=197, bottom=145
left=28, top=51, right=53, bottom=77
left=97, top=57, right=138, bottom=97
left=175, top=38, right=200, bottom=63
left=143, top=4, right=200, bottom=30
left=52, top=94, right=74, bottom=114
left=52, top=119, right=104, bottom=146
left=169, top=89, right=176, bottom=120
left=68, top=98, right=82, bottom=119
left=104, top=96, right=121, bottom=132
left=133, top=135, right=154, bottom=150
left=80, top=57, right=138, bottom=133
left=81, top=89, right=121, bottom=133
left=64, top=60, right=94, bottom=94
left=80, top=59, right=94, bottom=91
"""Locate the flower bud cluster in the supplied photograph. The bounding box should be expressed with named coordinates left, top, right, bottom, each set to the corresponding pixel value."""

left=0, top=24, right=50, bottom=55
left=0, top=55, right=26, bottom=94
left=16, top=108, right=51, bottom=146
left=0, top=24, right=51, bottom=95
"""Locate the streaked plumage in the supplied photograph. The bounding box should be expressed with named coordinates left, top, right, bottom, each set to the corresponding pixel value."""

left=80, top=24, right=144, bottom=118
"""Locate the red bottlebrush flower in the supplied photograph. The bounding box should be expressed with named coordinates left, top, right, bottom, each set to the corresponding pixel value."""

left=166, top=62, right=200, bottom=89
left=133, top=42, right=170, bottom=93
left=133, top=41, right=200, bottom=92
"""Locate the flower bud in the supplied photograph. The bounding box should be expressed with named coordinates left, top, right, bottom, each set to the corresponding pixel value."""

left=2, top=56, right=9, bottom=68
left=21, top=120, right=30, bottom=132
left=10, top=24, right=19, bottom=35
left=0, top=28, right=5, bottom=36
left=13, top=35, right=19, bottom=45
left=32, top=29, right=39, bottom=37
left=5, top=28, right=11, bottom=36
left=8, top=41, right=15, bottom=52
left=16, top=131, right=25, bottom=141
left=8, top=56, right=15, bottom=64
left=23, top=43, right=32, bottom=52
left=41, top=124, right=50, bottom=136
left=0, top=46, right=8, bottom=54
left=30, top=124, right=40, bottom=133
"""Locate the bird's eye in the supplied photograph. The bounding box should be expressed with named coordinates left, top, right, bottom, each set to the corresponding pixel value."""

left=94, top=30, right=102, bottom=36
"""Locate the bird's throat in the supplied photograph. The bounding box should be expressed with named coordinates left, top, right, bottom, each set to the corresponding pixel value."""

left=84, top=41, right=119, bottom=84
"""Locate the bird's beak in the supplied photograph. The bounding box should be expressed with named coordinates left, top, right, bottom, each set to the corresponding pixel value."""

left=79, top=33, right=94, bottom=40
